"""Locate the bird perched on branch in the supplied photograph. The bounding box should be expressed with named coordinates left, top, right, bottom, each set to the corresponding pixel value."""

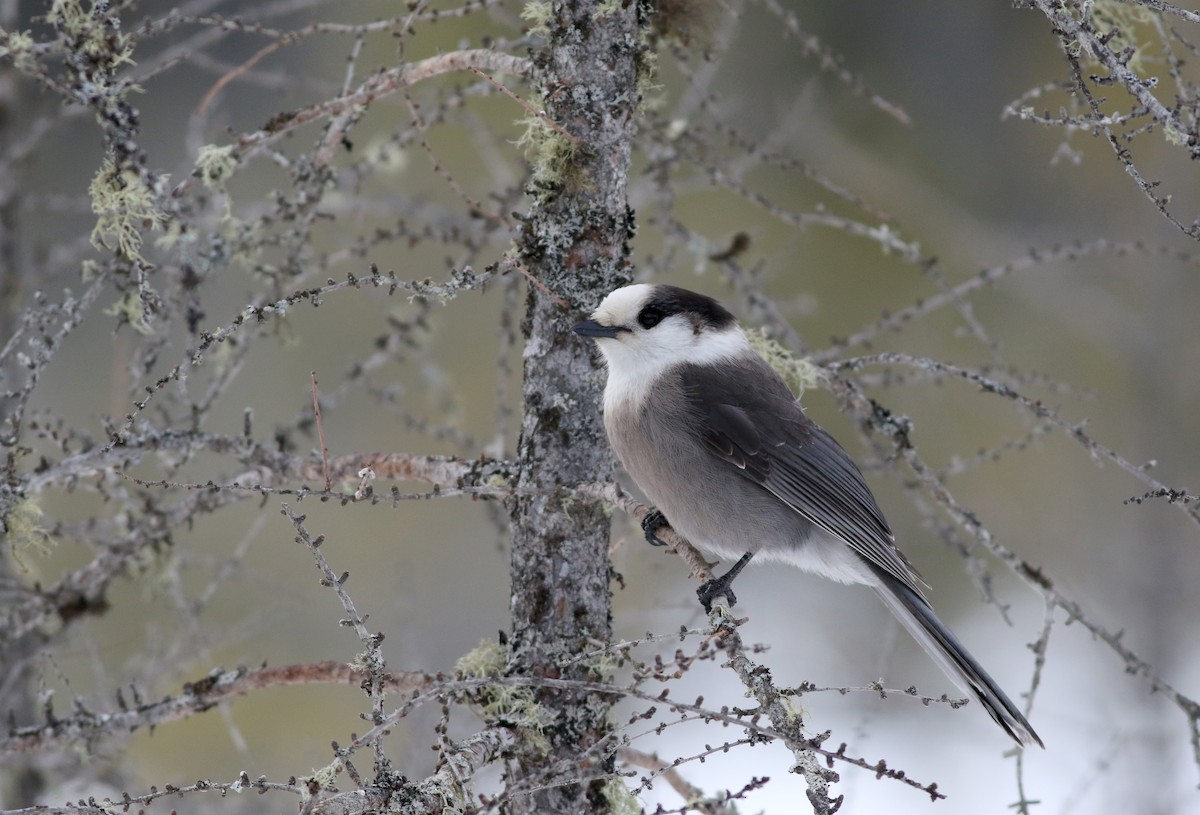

left=574, top=283, right=1042, bottom=747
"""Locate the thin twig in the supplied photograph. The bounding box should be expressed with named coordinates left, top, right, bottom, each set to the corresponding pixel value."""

left=194, top=36, right=292, bottom=117
left=311, top=371, right=331, bottom=491
left=468, top=66, right=582, bottom=146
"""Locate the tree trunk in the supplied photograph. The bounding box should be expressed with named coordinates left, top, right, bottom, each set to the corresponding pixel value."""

left=505, top=1, right=643, bottom=811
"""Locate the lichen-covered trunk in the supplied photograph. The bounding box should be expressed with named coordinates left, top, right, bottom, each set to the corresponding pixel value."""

left=505, top=1, right=643, bottom=811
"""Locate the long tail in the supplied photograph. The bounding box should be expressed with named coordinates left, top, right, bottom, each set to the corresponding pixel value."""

left=870, top=568, right=1043, bottom=748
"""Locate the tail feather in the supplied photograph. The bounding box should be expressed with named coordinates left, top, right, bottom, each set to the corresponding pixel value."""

left=870, top=569, right=1044, bottom=748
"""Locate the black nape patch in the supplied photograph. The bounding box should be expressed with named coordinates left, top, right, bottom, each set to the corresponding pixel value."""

left=646, top=285, right=736, bottom=332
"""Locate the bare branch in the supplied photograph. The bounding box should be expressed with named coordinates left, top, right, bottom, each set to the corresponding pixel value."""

left=1, top=662, right=429, bottom=755
left=233, top=50, right=533, bottom=157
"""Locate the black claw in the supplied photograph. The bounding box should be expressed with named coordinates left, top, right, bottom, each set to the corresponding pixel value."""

left=697, top=551, right=754, bottom=612
left=697, top=578, right=736, bottom=612
left=641, top=508, right=668, bottom=546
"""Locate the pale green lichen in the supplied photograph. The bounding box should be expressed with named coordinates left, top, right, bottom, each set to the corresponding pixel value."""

left=103, top=289, right=155, bottom=335
left=297, top=763, right=340, bottom=799
left=456, top=640, right=507, bottom=678
left=153, top=217, right=187, bottom=251
left=782, top=692, right=807, bottom=724
left=1091, top=0, right=1154, bottom=74
left=515, top=115, right=580, bottom=189
left=196, top=144, right=238, bottom=190
left=745, top=328, right=824, bottom=398
left=485, top=472, right=511, bottom=489
left=636, top=45, right=663, bottom=110
left=4, top=499, right=56, bottom=574
left=601, top=777, right=640, bottom=815
left=89, top=158, right=168, bottom=262
left=0, top=29, right=39, bottom=72
left=575, top=648, right=618, bottom=681
left=347, top=649, right=382, bottom=674
left=50, top=0, right=135, bottom=67
left=521, top=1, right=552, bottom=38
left=456, top=640, right=551, bottom=753
left=194, top=144, right=239, bottom=224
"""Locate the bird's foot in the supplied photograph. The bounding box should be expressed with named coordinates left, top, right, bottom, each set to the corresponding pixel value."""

left=697, top=551, right=754, bottom=612
left=641, top=508, right=669, bottom=547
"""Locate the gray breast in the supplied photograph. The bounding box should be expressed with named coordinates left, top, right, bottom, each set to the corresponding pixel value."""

left=604, top=371, right=816, bottom=563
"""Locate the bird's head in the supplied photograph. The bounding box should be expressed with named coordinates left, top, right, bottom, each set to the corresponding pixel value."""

left=573, top=284, right=750, bottom=405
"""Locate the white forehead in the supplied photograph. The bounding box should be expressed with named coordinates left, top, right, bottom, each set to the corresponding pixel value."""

left=588, top=283, right=753, bottom=412
left=590, top=283, right=655, bottom=324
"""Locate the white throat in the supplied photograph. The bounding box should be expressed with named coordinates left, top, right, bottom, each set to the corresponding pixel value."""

left=599, top=320, right=752, bottom=414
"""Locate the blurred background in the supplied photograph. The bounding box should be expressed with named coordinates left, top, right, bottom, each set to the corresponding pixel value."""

left=2, top=0, right=1199, bottom=813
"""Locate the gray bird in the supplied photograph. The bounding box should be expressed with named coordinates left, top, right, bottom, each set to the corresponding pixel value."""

left=573, top=283, right=1042, bottom=747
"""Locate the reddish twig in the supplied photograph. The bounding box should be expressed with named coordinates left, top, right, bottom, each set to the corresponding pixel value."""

left=468, top=66, right=582, bottom=147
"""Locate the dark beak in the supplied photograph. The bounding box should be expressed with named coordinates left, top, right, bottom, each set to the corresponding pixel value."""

left=573, top=319, right=625, bottom=339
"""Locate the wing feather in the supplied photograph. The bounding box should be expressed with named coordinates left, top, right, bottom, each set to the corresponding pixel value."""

left=678, top=360, right=926, bottom=597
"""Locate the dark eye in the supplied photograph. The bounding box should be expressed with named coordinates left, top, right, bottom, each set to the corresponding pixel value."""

left=637, top=306, right=664, bottom=329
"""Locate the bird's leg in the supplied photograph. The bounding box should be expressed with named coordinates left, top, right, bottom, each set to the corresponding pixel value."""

left=697, top=551, right=754, bottom=612
left=641, top=508, right=669, bottom=546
